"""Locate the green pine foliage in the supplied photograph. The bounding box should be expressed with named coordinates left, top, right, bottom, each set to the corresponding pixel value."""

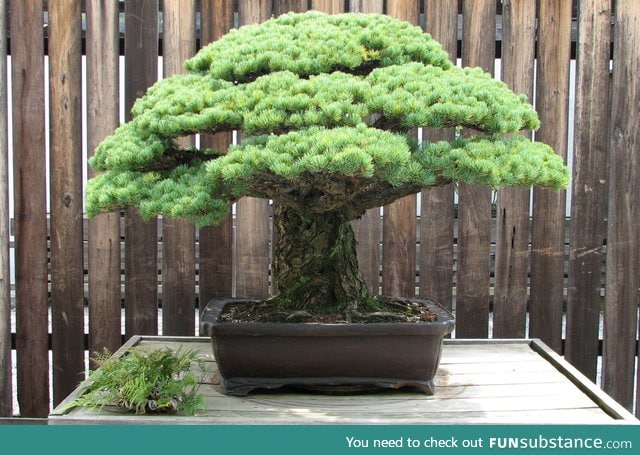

left=65, top=348, right=205, bottom=415
left=183, top=11, right=453, bottom=81
left=86, top=11, right=569, bottom=227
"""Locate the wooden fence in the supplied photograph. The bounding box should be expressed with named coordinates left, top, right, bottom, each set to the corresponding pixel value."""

left=0, top=0, right=638, bottom=419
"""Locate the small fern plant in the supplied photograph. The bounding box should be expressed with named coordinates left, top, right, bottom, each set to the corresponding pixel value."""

left=67, top=347, right=205, bottom=415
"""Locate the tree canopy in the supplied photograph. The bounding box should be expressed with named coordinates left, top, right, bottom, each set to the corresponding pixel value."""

left=87, top=11, right=569, bottom=227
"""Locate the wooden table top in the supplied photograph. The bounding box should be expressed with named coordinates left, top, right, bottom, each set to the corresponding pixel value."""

left=49, top=337, right=638, bottom=425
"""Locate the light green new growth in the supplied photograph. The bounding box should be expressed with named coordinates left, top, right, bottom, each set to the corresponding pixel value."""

left=86, top=11, right=569, bottom=227
left=64, top=348, right=204, bottom=415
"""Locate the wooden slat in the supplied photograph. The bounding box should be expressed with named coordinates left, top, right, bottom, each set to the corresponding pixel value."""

left=49, top=0, right=85, bottom=406
left=0, top=0, right=11, bottom=418
left=603, top=0, right=640, bottom=414
left=10, top=0, right=50, bottom=418
left=49, top=407, right=617, bottom=425
left=161, top=0, right=197, bottom=336
left=492, top=0, right=535, bottom=338
left=529, top=0, right=572, bottom=353
left=385, top=0, right=419, bottom=20
left=420, top=0, right=457, bottom=310
left=381, top=0, right=419, bottom=299
left=349, top=0, right=383, bottom=296
left=565, top=0, right=611, bottom=381
left=124, top=0, right=159, bottom=339
left=86, top=0, right=122, bottom=357
left=352, top=210, right=381, bottom=295
left=237, top=0, right=271, bottom=25
left=234, top=0, right=274, bottom=300
left=198, top=0, right=234, bottom=308
left=455, top=0, right=495, bottom=338
left=349, top=0, right=384, bottom=13
left=235, top=197, right=271, bottom=299
left=273, top=0, right=309, bottom=16
left=311, top=0, right=344, bottom=13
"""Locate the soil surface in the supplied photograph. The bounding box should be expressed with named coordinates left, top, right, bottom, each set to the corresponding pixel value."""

left=217, top=297, right=441, bottom=324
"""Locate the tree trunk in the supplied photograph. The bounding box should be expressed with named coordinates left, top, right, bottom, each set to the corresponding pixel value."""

left=272, top=206, right=371, bottom=316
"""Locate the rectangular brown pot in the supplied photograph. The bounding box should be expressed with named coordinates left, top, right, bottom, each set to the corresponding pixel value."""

left=200, top=298, right=455, bottom=396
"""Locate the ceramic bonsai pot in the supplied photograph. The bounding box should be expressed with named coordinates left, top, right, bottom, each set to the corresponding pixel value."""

left=200, top=298, right=455, bottom=396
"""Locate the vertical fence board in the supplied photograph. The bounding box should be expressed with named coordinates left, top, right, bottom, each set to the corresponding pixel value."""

left=0, top=0, right=11, bottom=418
left=349, top=0, right=383, bottom=296
left=238, top=0, right=271, bottom=25
left=199, top=0, right=234, bottom=308
left=455, top=0, right=495, bottom=338
left=86, top=0, right=122, bottom=358
left=420, top=0, right=457, bottom=310
left=565, top=0, right=611, bottom=381
left=162, top=0, right=197, bottom=335
left=352, top=210, right=381, bottom=295
left=492, top=0, right=535, bottom=338
left=349, top=1, right=384, bottom=13
left=48, top=0, right=85, bottom=406
left=603, top=0, right=640, bottom=413
left=386, top=0, right=419, bottom=21
left=235, top=0, right=274, bottom=299
left=235, top=198, right=271, bottom=299
left=124, top=0, right=159, bottom=339
left=10, top=0, right=50, bottom=418
left=381, top=0, right=419, bottom=299
left=529, top=0, right=572, bottom=353
left=312, top=0, right=344, bottom=13
left=273, top=0, right=310, bottom=16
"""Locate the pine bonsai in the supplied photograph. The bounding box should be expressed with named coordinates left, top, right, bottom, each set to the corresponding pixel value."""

left=87, top=12, right=569, bottom=321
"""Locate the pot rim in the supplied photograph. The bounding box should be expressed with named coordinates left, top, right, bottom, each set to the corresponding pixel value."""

left=200, top=297, right=455, bottom=337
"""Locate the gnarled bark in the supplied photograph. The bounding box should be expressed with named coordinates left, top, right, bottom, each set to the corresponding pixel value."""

left=271, top=205, right=370, bottom=315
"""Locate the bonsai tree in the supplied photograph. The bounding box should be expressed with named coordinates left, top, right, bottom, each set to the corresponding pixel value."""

left=87, top=12, right=569, bottom=321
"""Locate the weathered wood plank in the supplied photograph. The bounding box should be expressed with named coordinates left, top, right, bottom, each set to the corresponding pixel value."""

left=273, top=0, right=309, bottom=16
left=10, top=0, right=50, bottom=418
left=124, top=0, right=160, bottom=339
left=198, top=0, right=234, bottom=306
left=235, top=197, right=271, bottom=299
left=86, top=0, right=122, bottom=357
left=603, top=0, right=640, bottom=414
left=194, top=391, right=601, bottom=415
left=0, top=0, right=11, bottom=418
left=49, top=407, right=617, bottom=425
left=565, top=0, right=612, bottom=381
left=349, top=0, right=384, bottom=12
left=48, top=0, right=86, bottom=406
left=492, top=0, right=535, bottom=338
left=235, top=0, right=274, bottom=300
left=455, top=0, right=496, bottom=338
left=162, top=0, right=197, bottom=336
left=529, top=0, right=572, bottom=353
left=381, top=1, right=419, bottom=299
left=531, top=339, right=638, bottom=421
left=440, top=359, right=561, bottom=375
left=238, top=0, right=271, bottom=25
left=420, top=0, right=457, bottom=310
left=311, top=0, right=345, bottom=13
left=386, top=0, right=419, bottom=21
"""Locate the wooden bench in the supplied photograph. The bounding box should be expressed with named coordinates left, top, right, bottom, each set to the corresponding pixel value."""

left=49, top=337, right=638, bottom=425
